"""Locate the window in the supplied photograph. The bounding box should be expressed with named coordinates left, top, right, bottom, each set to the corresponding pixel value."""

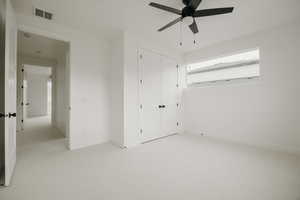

left=186, top=49, right=260, bottom=85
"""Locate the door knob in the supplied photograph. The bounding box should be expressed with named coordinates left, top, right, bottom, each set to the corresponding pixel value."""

left=8, top=113, right=17, bottom=118
left=158, top=105, right=166, bottom=108
left=0, top=113, right=8, bottom=118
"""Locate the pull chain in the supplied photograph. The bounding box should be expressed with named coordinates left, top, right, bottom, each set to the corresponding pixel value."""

left=179, top=20, right=183, bottom=46
left=193, top=33, right=196, bottom=45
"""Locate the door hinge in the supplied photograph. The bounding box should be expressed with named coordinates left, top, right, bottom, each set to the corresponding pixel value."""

left=21, top=102, right=24, bottom=106
left=176, top=64, right=179, bottom=68
left=140, top=79, right=143, bottom=84
left=140, top=129, right=143, bottom=134
left=177, top=122, right=179, bottom=126
left=177, top=103, right=179, bottom=107
left=21, top=85, right=24, bottom=89
left=140, top=54, right=143, bottom=59
left=21, top=69, right=24, bottom=72
left=21, top=119, right=24, bottom=123
left=140, top=104, right=143, bottom=109
left=176, top=84, right=179, bottom=88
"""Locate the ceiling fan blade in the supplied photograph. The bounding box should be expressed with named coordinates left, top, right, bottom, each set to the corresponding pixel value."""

left=158, top=17, right=183, bottom=32
left=149, top=2, right=182, bottom=15
left=189, top=0, right=202, bottom=10
left=193, top=7, right=234, bottom=17
left=189, top=18, right=199, bottom=34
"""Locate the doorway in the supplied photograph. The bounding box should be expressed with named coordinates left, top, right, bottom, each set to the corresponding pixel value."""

left=22, top=65, right=52, bottom=126
left=16, top=31, right=70, bottom=148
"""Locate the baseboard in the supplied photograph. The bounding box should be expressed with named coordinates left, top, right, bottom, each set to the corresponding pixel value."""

left=27, top=114, right=48, bottom=118
left=142, top=133, right=178, bottom=144
left=185, top=131, right=300, bottom=156
left=110, top=141, right=126, bottom=149
left=69, top=138, right=110, bottom=151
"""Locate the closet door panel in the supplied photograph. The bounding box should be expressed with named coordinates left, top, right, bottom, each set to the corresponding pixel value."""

left=161, top=57, right=179, bottom=136
left=139, top=49, right=162, bottom=142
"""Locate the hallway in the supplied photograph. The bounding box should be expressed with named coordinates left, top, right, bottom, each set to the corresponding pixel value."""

left=18, top=117, right=65, bottom=152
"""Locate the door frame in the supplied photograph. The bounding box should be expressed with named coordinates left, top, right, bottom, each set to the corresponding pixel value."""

left=16, top=25, right=72, bottom=149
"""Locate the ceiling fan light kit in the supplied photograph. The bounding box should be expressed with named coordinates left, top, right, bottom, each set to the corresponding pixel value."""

left=149, top=0, right=234, bottom=46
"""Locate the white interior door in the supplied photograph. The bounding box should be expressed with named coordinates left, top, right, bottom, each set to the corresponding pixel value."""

left=0, top=0, right=6, bottom=186
left=139, top=49, right=162, bottom=142
left=3, top=1, right=17, bottom=186
left=161, top=58, right=179, bottom=136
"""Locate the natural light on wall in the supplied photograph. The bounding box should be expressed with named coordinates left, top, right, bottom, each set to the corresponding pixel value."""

left=186, top=49, right=260, bottom=85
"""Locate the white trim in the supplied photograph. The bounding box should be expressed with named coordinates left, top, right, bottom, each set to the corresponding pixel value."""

left=185, top=131, right=300, bottom=156
left=17, top=24, right=71, bottom=43
left=185, top=47, right=260, bottom=66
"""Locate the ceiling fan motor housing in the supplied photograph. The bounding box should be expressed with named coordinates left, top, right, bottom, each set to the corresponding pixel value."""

left=149, top=0, right=234, bottom=34
left=182, top=6, right=195, bottom=17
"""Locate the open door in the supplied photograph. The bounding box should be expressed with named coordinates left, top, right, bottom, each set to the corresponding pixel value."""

left=0, top=0, right=6, bottom=186
left=0, top=0, right=17, bottom=186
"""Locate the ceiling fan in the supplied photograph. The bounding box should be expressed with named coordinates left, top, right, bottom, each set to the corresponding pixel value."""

left=149, top=0, right=234, bottom=34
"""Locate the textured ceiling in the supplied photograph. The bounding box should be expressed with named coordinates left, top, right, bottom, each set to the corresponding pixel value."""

left=12, top=0, right=300, bottom=53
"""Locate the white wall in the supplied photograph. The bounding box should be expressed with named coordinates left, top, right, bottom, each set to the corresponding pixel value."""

left=183, top=21, right=300, bottom=154
left=110, top=35, right=124, bottom=147
left=26, top=73, right=49, bottom=118
left=53, top=53, right=67, bottom=136
left=16, top=14, right=111, bottom=150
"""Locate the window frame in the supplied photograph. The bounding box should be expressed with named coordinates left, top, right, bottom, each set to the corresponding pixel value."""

left=186, top=48, right=260, bottom=86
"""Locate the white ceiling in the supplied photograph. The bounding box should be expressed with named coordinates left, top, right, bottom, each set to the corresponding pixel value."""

left=18, top=30, right=67, bottom=60
left=24, top=65, right=52, bottom=76
left=12, top=0, right=300, bottom=53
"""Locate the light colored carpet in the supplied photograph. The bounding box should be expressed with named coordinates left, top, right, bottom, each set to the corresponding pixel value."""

left=0, top=116, right=300, bottom=200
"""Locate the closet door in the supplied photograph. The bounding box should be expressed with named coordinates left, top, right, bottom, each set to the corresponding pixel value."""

left=161, top=57, right=179, bottom=136
left=139, top=49, right=162, bottom=142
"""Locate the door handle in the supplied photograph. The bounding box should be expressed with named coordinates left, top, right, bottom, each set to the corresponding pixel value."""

left=0, top=113, right=8, bottom=118
left=0, top=113, right=15, bottom=118
left=26, top=103, right=30, bottom=106
left=158, top=105, right=166, bottom=108
left=8, top=113, right=17, bottom=118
